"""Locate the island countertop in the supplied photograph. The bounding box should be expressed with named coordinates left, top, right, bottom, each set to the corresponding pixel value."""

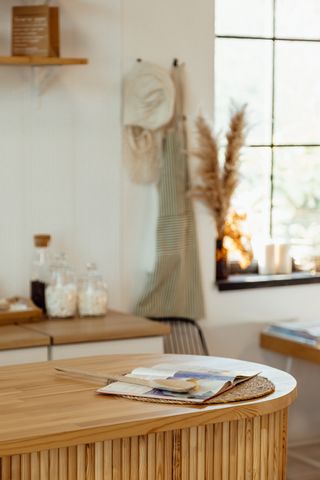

left=0, top=354, right=296, bottom=459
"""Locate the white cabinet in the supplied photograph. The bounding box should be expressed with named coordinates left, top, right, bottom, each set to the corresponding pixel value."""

left=50, top=336, right=164, bottom=360
left=0, top=313, right=168, bottom=365
left=0, top=336, right=164, bottom=365
left=0, top=346, right=48, bottom=366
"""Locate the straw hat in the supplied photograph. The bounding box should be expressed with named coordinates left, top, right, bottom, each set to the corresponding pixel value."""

left=123, top=61, right=175, bottom=131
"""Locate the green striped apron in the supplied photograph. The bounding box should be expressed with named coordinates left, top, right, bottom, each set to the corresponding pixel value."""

left=135, top=64, right=204, bottom=320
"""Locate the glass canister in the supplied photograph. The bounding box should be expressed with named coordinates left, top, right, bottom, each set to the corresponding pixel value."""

left=45, top=253, right=77, bottom=318
left=30, top=234, right=51, bottom=312
left=78, top=263, right=108, bottom=317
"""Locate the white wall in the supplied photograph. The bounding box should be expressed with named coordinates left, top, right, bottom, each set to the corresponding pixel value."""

left=0, top=0, right=319, bottom=443
left=122, top=0, right=320, bottom=443
left=121, top=0, right=214, bottom=307
left=0, top=0, right=123, bottom=307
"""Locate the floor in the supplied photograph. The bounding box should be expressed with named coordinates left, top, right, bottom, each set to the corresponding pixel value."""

left=287, top=442, right=320, bottom=480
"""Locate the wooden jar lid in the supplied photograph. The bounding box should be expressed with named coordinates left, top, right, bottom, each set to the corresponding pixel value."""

left=33, top=234, right=51, bottom=247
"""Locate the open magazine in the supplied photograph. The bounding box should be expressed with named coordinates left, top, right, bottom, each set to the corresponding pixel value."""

left=97, top=363, right=260, bottom=404
left=266, top=320, right=320, bottom=345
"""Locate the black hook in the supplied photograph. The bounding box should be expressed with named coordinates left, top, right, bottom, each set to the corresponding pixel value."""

left=173, top=58, right=178, bottom=67
left=136, top=58, right=142, bottom=62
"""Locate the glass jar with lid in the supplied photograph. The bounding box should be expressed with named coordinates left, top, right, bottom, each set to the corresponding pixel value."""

left=45, top=253, right=77, bottom=318
left=78, top=263, right=108, bottom=317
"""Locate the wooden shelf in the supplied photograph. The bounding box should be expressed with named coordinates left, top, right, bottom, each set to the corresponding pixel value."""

left=0, top=55, right=88, bottom=66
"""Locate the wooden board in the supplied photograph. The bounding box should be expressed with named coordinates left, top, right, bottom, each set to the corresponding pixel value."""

left=12, top=5, right=60, bottom=57
left=49, top=7, right=60, bottom=57
left=0, top=56, right=88, bottom=65
left=23, top=310, right=170, bottom=345
left=261, top=332, right=320, bottom=364
left=0, top=324, right=50, bottom=350
left=0, top=297, right=42, bottom=326
left=0, top=354, right=297, bottom=456
left=12, top=5, right=50, bottom=57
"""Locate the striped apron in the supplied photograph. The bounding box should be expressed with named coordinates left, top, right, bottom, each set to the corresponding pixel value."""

left=135, top=64, right=204, bottom=320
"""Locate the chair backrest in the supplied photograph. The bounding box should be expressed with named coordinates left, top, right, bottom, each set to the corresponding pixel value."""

left=153, top=318, right=209, bottom=356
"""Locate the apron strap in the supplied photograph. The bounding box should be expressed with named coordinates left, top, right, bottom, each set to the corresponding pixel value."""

left=168, top=62, right=186, bottom=127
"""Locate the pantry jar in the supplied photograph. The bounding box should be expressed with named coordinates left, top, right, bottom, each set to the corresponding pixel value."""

left=45, top=253, right=77, bottom=318
left=30, top=234, right=51, bottom=313
left=78, top=263, right=108, bottom=317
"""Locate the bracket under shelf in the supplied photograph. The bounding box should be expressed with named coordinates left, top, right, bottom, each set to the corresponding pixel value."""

left=0, top=56, right=88, bottom=95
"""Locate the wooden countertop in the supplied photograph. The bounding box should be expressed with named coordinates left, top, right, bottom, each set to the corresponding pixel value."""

left=0, top=325, right=50, bottom=351
left=22, top=310, right=170, bottom=345
left=0, top=354, right=297, bottom=456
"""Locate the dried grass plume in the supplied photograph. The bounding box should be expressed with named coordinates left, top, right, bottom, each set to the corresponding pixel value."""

left=190, top=106, right=246, bottom=238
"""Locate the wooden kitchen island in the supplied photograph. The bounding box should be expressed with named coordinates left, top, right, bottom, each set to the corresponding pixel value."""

left=0, top=354, right=297, bottom=479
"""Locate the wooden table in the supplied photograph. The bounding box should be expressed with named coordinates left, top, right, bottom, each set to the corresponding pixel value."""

left=261, top=331, right=320, bottom=365
left=0, top=354, right=297, bottom=479
left=261, top=331, right=320, bottom=477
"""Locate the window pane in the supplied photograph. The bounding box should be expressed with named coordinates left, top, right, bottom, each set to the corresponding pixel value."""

left=215, top=39, right=272, bottom=145
left=215, top=0, right=273, bottom=37
left=272, top=147, right=320, bottom=244
left=276, top=0, right=320, bottom=39
left=274, top=41, right=320, bottom=144
left=232, top=147, right=271, bottom=244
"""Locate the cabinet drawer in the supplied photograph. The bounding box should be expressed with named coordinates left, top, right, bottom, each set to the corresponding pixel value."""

left=50, top=336, right=164, bottom=360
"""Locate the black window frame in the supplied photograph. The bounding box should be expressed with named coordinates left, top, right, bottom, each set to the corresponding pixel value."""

left=215, top=0, right=320, bottom=290
left=215, top=0, right=320, bottom=237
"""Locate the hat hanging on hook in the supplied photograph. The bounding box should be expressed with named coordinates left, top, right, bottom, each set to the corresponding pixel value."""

left=123, top=60, right=176, bottom=131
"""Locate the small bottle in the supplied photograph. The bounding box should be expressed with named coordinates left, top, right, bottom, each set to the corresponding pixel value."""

left=45, top=253, right=77, bottom=318
left=78, top=263, right=108, bottom=317
left=31, top=234, right=51, bottom=312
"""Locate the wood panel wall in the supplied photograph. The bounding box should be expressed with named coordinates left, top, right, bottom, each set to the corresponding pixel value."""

left=0, top=409, right=288, bottom=480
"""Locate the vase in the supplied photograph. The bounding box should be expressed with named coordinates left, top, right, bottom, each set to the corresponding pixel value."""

left=215, top=238, right=228, bottom=281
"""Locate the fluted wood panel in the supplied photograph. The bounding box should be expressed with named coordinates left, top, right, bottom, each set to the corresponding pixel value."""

left=0, top=409, right=288, bottom=480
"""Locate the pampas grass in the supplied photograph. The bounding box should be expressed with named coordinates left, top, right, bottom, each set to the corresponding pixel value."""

left=190, top=106, right=246, bottom=238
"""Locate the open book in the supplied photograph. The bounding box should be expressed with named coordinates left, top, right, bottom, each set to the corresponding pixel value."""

left=97, top=363, right=259, bottom=404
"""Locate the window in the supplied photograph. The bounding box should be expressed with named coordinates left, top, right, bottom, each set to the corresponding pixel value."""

left=215, top=0, right=320, bottom=256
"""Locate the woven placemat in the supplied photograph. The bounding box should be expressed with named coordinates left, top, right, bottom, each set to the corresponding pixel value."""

left=115, top=376, right=275, bottom=406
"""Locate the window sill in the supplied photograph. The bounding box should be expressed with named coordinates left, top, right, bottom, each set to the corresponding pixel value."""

left=216, top=272, right=320, bottom=291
